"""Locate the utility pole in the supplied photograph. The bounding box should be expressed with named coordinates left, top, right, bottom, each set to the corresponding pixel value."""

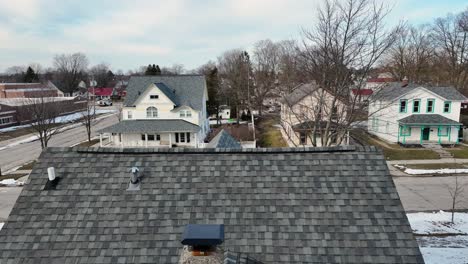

left=246, top=57, right=256, bottom=143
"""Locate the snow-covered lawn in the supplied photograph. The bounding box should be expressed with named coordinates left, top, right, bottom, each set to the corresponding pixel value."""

left=395, top=164, right=468, bottom=175
left=407, top=211, right=468, bottom=264
left=0, top=109, right=116, bottom=133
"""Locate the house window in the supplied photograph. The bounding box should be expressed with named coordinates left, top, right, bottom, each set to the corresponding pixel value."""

left=148, top=134, right=155, bottom=141
left=299, top=132, right=307, bottom=144
left=427, top=99, right=435, bottom=113
left=128, top=111, right=132, bottom=119
left=146, top=107, right=158, bottom=118
left=399, top=126, right=411, bottom=136
left=150, top=95, right=159, bottom=99
left=156, top=134, right=161, bottom=141
left=141, top=134, right=146, bottom=141
left=180, top=110, right=192, bottom=118
left=443, top=101, right=451, bottom=113
left=175, top=132, right=190, bottom=143
left=438, top=127, right=449, bottom=136
left=0, top=116, right=13, bottom=125
left=412, top=99, right=420, bottom=113
left=399, top=99, right=407, bottom=113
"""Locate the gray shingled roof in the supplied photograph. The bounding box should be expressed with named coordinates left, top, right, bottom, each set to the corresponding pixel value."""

left=124, top=75, right=207, bottom=111
left=283, top=82, right=319, bottom=106
left=374, top=82, right=467, bottom=101
left=0, top=146, right=423, bottom=263
left=154, top=82, right=179, bottom=105
left=206, top=130, right=242, bottom=149
left=98, top=119, right=201, bottom=133
left=398, top=114, right=461, bottom=125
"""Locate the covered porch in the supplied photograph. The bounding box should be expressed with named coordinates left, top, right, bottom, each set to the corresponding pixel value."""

left=98, top=119, right=201, bottom=148
left=397, top=114, right=462, bottom=145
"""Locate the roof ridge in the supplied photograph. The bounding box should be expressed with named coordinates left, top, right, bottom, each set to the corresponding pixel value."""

left=39, top=145, right=383, bottom=155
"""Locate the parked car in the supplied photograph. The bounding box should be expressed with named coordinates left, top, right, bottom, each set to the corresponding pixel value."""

left=98, top=99, right=113, bottom=106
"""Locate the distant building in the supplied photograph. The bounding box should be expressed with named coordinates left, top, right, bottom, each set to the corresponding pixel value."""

left=0, top=81, right=64, bottom=99
left=0, top=97, right=87, bottom=129
left=88, top=87, right=114, bottom=100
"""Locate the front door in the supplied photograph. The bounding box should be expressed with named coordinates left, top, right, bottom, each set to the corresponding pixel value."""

left=422, top=127, right=430, bottom=141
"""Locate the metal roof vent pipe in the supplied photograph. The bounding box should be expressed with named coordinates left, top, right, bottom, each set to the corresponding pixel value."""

left=44, top=167, right=60, bottom=190
left=127, top=166, right=141, bottom=191
left=179, top=224, right=224, bottom=263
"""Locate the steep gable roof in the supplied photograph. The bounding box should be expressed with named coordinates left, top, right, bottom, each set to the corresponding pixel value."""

left=0, top=146, right=423, bottom=263
left=206, top=129, right=241, bottom=149
left=374, top=82, right=467, bottom=101
left=283, top=82, right=346, bottom=106
left=124, top=75, right=206, bottom=111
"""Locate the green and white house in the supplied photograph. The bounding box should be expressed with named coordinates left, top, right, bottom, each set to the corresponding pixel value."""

left=368, top=83, right=466, bottom=145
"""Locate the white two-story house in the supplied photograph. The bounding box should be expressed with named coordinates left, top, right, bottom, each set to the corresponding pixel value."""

left=280, top=82, right=348, bottom=147
left=99, top=75, right=210, bottom=148
left=368, top=83, right=466, bottom=145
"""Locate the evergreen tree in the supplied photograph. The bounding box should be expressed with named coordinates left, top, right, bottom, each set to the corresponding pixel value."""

left=23, top=66, right=39, bottom=83
left=155, top=65, right=162, bottom=75
left=145, top=64, right=153, bottom=75
left=206, top=67, right=220, bottom=118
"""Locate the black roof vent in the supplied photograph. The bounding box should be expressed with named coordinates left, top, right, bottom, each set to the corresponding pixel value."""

left=181, top=224, right=224, bottom=247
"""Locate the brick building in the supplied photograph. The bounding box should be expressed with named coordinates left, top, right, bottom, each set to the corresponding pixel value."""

left=0, top=81, right=64, bottom=99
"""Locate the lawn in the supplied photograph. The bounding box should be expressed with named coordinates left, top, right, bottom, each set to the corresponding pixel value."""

left=17, top=161, right=36, bottom=171
left=351, top=130, right=440, bottom=160
left=447, top=145, right=468, bottom=159
left=75, top=138, right=100, bottom=147
left=257, top=117, right=288, bottom=148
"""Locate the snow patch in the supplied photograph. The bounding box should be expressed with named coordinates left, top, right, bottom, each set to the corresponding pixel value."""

left=0, top=223, right=3, bottom=230
left=394, top=164, right=468, bottom=175
left=0, top=179, right=24, bottom=186
left=420, top=248, right=468, bottom=264
left=407, top=211, right=468, bottom=235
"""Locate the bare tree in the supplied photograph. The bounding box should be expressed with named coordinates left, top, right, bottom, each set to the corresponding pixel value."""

left=280, top=0, right=400, bottom=147
left=217, top=49, right=251, bottom=123
left=89, top=63, right=114, bottom=88
left=80, top=94, right=96, bottom=142
left=446, top=175, right=467, bottom=223
left=431, top=11, right=468, bottom=90
left=53, top=52, right=89, bottom=95
left=251, top=39, right=280, bottom=116
left=17, top=92, right=64, bottom=148
left=386, top=25, right=433, bottom=83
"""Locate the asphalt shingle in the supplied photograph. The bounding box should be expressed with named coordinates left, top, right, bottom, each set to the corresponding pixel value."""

left=98, top=119, right=201, bottom=133
left=398, top=114, right=462, bottom=125
left=374, top=82, right=467, bottom=101
left=0, top=146, right=424, bottom=263
left=206, top=130, right=242, bottom=149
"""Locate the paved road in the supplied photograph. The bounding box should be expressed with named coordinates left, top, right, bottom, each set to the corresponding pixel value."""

left=0, top=187, right=22, bottom=221
left=0, top=110, right=119, bottom=172
left=394, top=175, right=468, bottom=212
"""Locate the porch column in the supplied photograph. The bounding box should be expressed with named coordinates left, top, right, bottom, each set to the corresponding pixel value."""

left=169, top=133, right=172, bottom=148
left=120, top=134, right=124, bottom=148
left=145, top=134, right=148, bottom=148
left=99, top=134, right=103, bottom=147
left=195, top=133, right=198, bottom=148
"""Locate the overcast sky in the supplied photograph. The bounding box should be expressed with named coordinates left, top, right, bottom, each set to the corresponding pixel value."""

left=0, top=0, right=466, bottom=73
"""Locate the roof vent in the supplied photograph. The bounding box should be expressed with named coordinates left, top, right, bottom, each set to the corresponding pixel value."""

left=44, top=167, right=60, bottom=190
left=181, top=224, right=224, bottom=257
left=127, top=166, right=141, bottom=191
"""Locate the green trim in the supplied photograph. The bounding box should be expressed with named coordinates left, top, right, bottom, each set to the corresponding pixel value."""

left=438, top=126, right=449, bottom=136
left=399, top=126, right=411, bottom=136
left=426, top=99, right=435, bottom=113
left=412, top=99, right=421, bottom=113
left=399, top=99, right=408, bottom=113
left=443, top=101, right=452, bottom=113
